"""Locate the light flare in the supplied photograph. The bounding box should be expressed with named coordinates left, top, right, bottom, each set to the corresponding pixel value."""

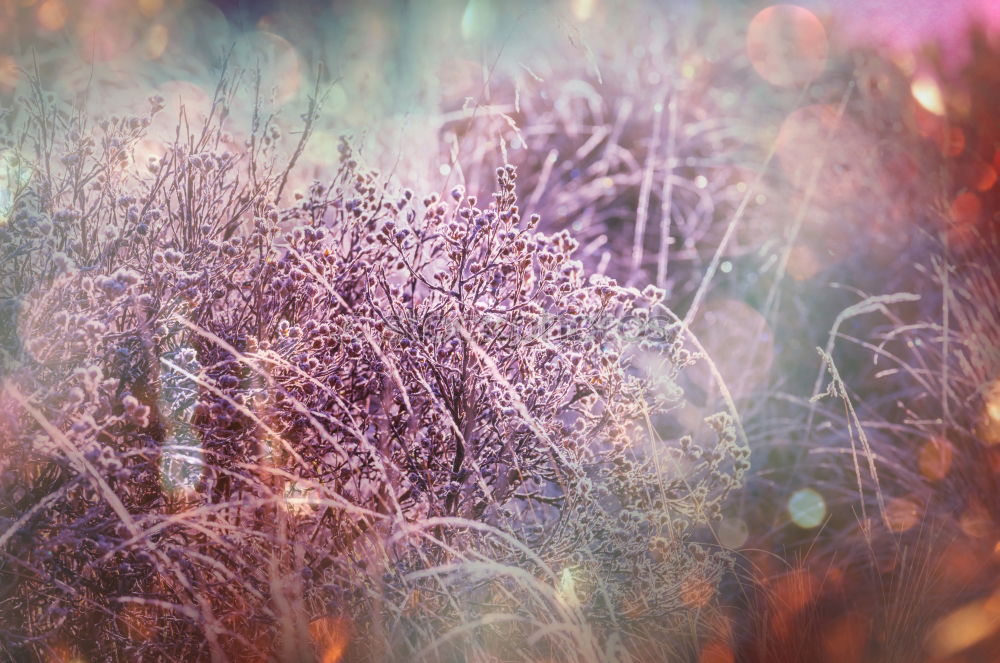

left=911, top=76, right=946, bottom=116
left=570, top=0, right=596, bottom=22
left=788, top=488, right=825, bottom=528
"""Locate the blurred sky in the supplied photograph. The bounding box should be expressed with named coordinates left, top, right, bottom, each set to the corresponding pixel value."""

left=203, top=0, right=1000, bottom=61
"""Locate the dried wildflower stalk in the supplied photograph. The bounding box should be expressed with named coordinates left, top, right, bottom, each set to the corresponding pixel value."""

left=0, top=71, right=747, bottom=661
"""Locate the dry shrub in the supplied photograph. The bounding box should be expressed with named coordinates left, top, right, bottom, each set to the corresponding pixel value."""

left=0, top=69, right=747, bottom=661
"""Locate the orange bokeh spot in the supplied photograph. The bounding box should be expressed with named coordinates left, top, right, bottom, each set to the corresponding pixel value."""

left=961, top=502, right=993, bottom=539
left=769, top=568, right=818, bottom=641
left=37, top=0, right=68, bottom=31
left=774, top=569, right=817, bottom=614
left=885, top=496, right=922, bottom=533
left=928, top=594, right=1000, bottom=659
left=951, top=191, right=981, bottom=226
left=308, top=616, right=351, bottom=663
left=918, top=437, right=954, bottom=482
left=823, top=566, right=845, bottom=592
left=968, top=160, right=998, bottom=192
left=786, top=244, right=821, bottom=281
left=700, top=640, right=734, bottom=663
left=979, top=379, right=1000, bottom=445
left=747, top=5, right=828, bottom=88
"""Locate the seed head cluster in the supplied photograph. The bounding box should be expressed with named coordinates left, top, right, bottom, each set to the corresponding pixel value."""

left=0, top=73, right=746, bottom=660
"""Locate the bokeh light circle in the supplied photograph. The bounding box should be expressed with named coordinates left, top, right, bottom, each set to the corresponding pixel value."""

left=747, top=5, right=828, bottom=87
left=37, top=0, right=68, bottom=32
left=911, top=76, right=946, bottom=116
left=918, top=437, right=954, bottom=481
left=775, top=104, right=867, bottom=202
left=788, top=487, right=826, bottom=528
left=717, top=516, right=750, bottom=549
left=885, top=497, right=922, bottom=533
